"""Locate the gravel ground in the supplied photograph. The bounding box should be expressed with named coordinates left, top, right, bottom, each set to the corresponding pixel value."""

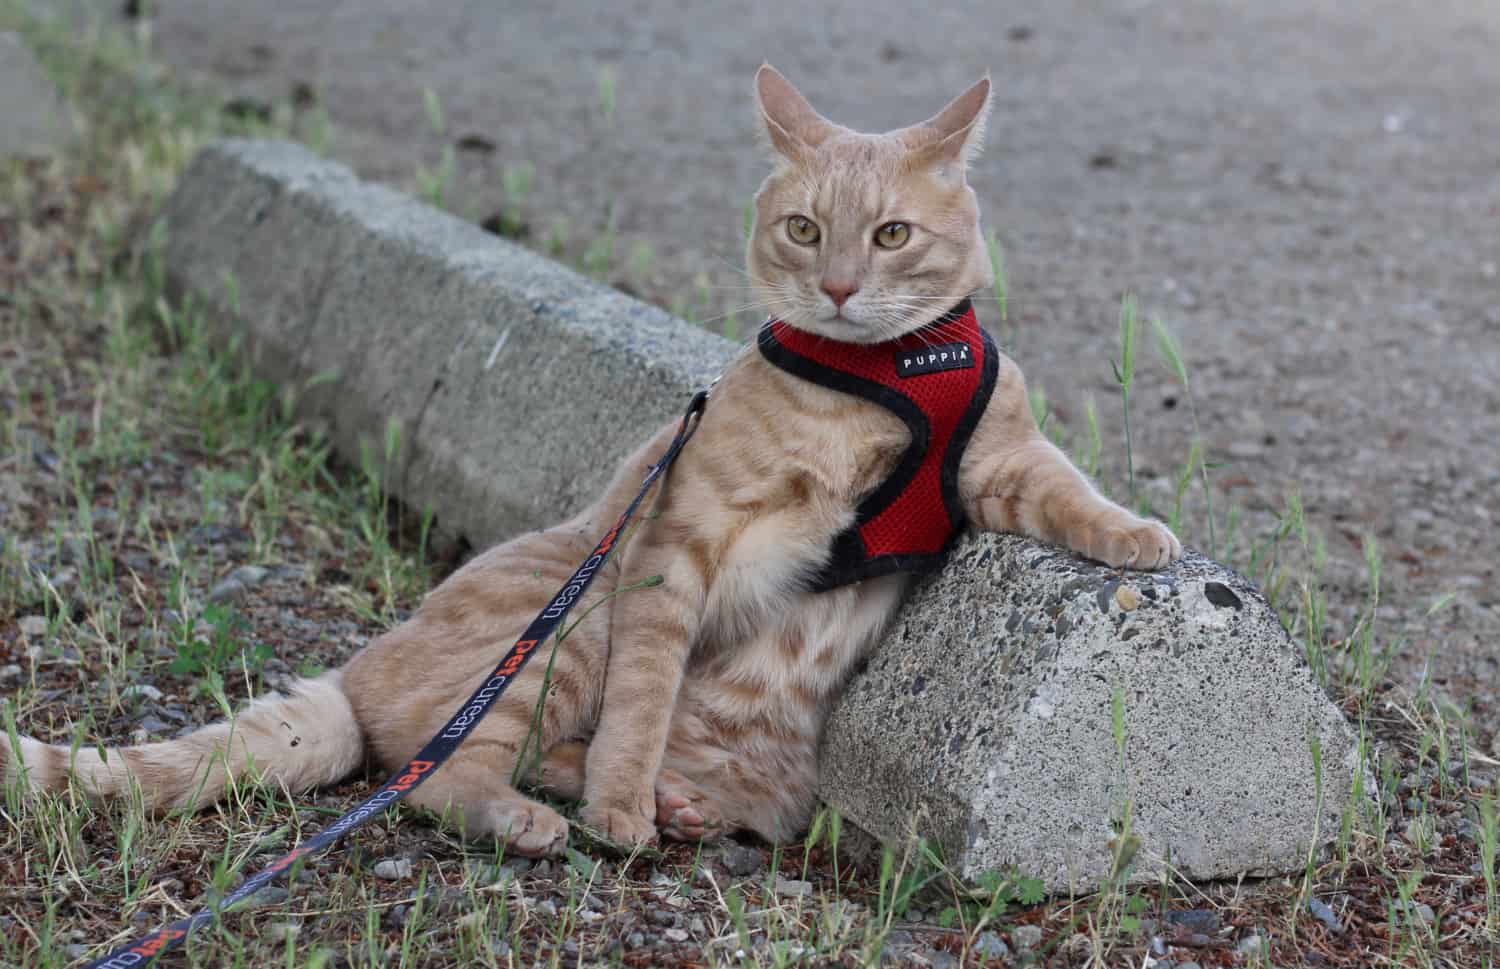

left=101, top=0, right=1500, bottom=747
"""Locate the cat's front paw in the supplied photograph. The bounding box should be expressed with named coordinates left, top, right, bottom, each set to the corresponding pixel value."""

left=1086, top=515, right=1182, bottom=571
left=581, top=800, right=657, bottom=848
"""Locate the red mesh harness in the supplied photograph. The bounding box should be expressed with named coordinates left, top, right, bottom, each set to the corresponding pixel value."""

left=757, top=299, right=998, bottom=592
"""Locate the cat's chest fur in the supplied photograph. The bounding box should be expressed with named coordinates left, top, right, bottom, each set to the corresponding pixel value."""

left=682, top=359, right=915, bottom=711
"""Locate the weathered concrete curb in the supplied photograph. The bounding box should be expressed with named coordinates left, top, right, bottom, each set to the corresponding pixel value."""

left=820, top=534, right=1365, bottom=890
left=0, top=33, right=77, bottom=160
left=161, top=139, right=1364, bottom=888
left=161, top=139, right=734, bottom=551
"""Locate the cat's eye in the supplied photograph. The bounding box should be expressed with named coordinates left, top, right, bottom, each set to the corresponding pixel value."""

left=875, top=222, right=910, bottom=249
left=786, top=215, right=820, bottom=246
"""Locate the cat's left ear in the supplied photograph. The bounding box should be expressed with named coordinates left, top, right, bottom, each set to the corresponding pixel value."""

left=903, top=75, right=992, bottom=183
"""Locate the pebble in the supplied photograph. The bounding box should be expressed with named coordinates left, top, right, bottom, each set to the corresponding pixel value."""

left=689, top=916, right=706, bottom=935
left=647, top=907, right=678, bottom=927
left=663, top=928, right=689, bottom=942
left=774, top=875, right=813, bottom=897
left=1236, top=932, right=1265, bottom=955
left=626, top=932, right=645, bottom=948
left=18, top=615, right=47, bottom=637
left=536, top=899, right=558, bottom=918
left=1166, top=908, right=1220, bottom=934
left=372, top=858, right=413, bottom=881
left=122, top=683, right=163, bottom=702
left=1114, top=585, right=1142, bottom=611
left=138, top=715, right=174, bottom=734
left=1305, top=897, right=1343, bottom=934
left=720, top=842, right=763, bottom=876
left=1012, top=924, right=1043, bottom=950
left=266, top=922, right=301, bottom=942
left=209, top=564, right=270, bottom=603
left=885, top=930, right=914, bottom=946
left=187, top=523, right=250, bottom=546
left=974, top=930, right=1009, bottom=959
left=1415, top=903, right=1436, bottom=924
left=917, top=951, right=958, bottom=969
left=66, top=945, right=89, bottom=960
left=1176, top=963, right=1202, bottom=969
left=0, top=664, right=21, bottom=681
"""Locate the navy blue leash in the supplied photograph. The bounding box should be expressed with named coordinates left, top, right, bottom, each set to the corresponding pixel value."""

left=81, top=391, right=708, bottom=968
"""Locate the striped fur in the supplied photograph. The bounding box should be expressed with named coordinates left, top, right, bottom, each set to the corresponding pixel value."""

left=1, top=66, right=1179, bottom=856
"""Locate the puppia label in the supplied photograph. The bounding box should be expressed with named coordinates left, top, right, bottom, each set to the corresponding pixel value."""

left=895, top=342, right=973, bottom=378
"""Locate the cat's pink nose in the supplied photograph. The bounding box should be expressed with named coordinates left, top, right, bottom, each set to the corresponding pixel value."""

left=822, top=280, right=859, bottom=307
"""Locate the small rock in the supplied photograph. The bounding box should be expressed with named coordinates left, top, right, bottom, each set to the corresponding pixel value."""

left=536, top=899, right=557, bottom=918
left=720, top=842, right=763, bottom=876
left=372, top=858, right=413, bottom=881
left=974, top=931, right=1009, bottom=959
left=209, top=564, right=270, bottom=603
left=138, top=716, right=174, bottom=734
left=66, top=945, right=89, bottom=961
left=18, top=615, right=47, bottom=637
left=0, top=33, right=74, bottom=159
left=1114, top=585, right=1141, bottom=611
left=187, top=524, right=250, bottom=546
left=1013, top=925, right=1043, bottom=950
left=531, top=860, right=553, bottom=878
left=689, top=916, right=706, bottom=935
left=0, top=664, right=21, bottom=681
left=1305, top=897, right=1343, bottom=934
left=1167, top=908, right=1220, bottom=934
left=663, top=928, right=689, bottom=943
left=1176, top=963, right=1202, bottom=969
left=1236, top=933, right=1265, bottom=955
left=122, top=683, right=163, bottom=702
left=647, top=908, right=678, bottom=927
left=906, top=908, right=926, bottom=923
left=774, top=875, right=813, bottom=897
left=626, top=932, right=645, bottom=948
left=1415, top=903, right=1436, bottom=924
left=885, top=929, right=914, bottom=947
left=266, top=922, right=301, bottom=942
left=917, top=951, right=958, bottom=969
left=501, top=855, right=534, bottom=874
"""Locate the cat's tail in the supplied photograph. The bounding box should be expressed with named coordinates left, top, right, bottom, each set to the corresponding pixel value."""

left=0, top=671, right=365, bottom=812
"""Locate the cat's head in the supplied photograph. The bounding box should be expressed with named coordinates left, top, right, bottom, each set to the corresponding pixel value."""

left=746, top=65, right=993, bottom=344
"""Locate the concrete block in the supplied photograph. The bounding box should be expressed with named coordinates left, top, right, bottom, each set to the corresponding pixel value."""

left=0, top=33, right=76, bottom=159
left=161, top=139, right=1364, bottom=890
left=819, top=533, right=1366, bottom=890
left=159, top=139, right=733, bottom=550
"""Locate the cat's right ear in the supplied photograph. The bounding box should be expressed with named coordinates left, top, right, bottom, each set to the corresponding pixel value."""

left=755, top=65, right=837, bottom=162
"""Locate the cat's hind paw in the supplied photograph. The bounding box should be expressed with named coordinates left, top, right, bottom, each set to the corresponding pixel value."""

left=655, top=772, right=725, bottom=843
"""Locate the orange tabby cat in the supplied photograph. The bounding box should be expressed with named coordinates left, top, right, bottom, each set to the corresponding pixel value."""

left=1, top=66, right=1180, bottom=856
